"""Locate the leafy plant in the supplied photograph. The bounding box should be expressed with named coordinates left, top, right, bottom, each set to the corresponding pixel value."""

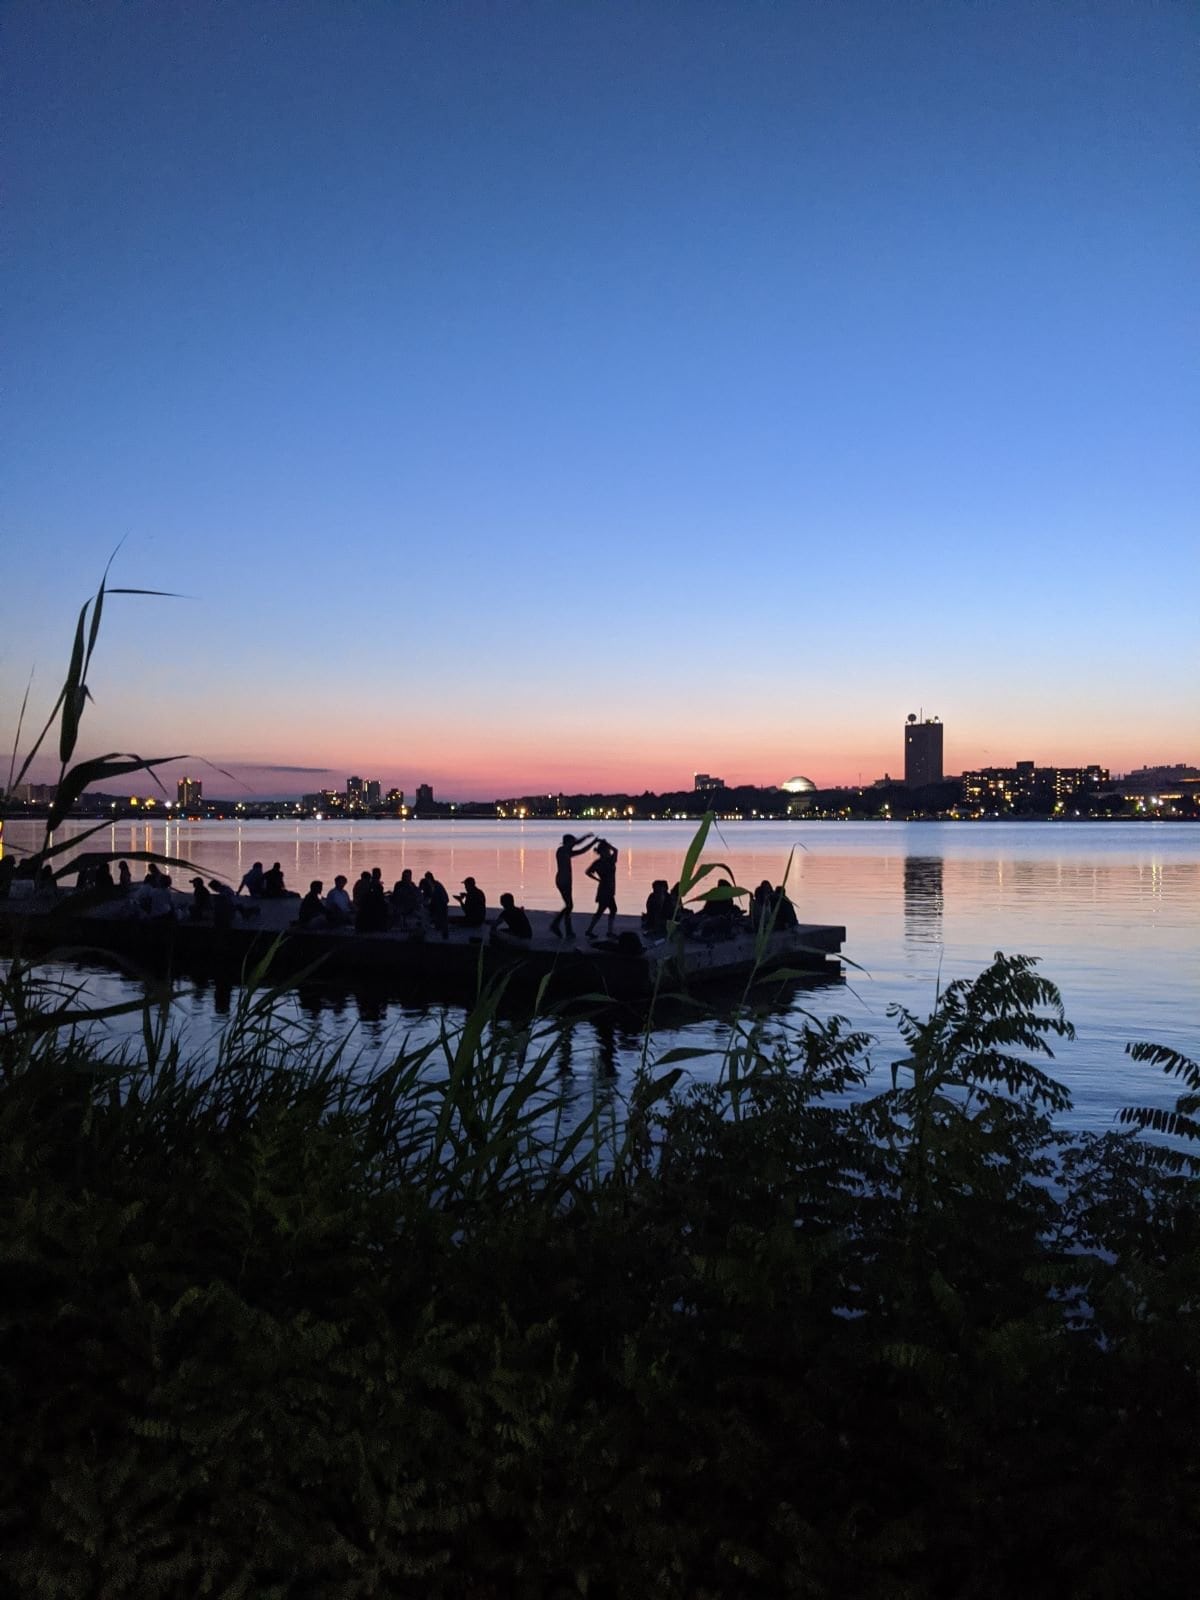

left=4, top=947, right=1198, bottom=1597
left=1119, top=1040, right=1200, bottom=1143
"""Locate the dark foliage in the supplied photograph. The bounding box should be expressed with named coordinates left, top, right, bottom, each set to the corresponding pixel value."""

left=2, top=952, right=1199, bottom=1598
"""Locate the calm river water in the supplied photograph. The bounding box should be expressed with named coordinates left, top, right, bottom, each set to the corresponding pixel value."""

left=4, top=818, right=1197, bottom=1131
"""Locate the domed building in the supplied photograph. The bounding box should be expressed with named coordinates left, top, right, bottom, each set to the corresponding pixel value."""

left=780, top=775, right=817, bottom=814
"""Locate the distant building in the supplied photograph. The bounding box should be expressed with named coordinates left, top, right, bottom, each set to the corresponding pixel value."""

left=496, top=795, right=557, bottom=819
left=415, top=783, right=434, bottom=815
left=177, top=776, right=202, bottom=809
left=385, top=787, right=404, bottom=810
left=780, top=776, right=816, bottom=794
left=364, top=779, right=381, bottom=807
left=694, top=773, right=724, bottom=791
left=301, top=788, right=345, bottom=813
left=1117, top=764, right=1200, bottom=799
left=962, top=762, right=1108, bottom=811
left=904, top=715, right=944, bottom=788
left=346, top=776, right=363, bottom=804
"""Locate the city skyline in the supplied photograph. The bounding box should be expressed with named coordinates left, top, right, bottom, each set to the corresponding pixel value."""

left=13, top=741, right=1191, bottom=811
left=3, top=3, right=1196, bottom=797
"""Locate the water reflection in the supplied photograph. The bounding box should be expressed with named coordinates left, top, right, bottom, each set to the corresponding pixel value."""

left=592, top=1015, right=621, bottom=1078
left=903, top=856, right=944, bottom=944
left=555, top=1029, right=573, bottom=1078
left=188, top=971, right=234, bottom=1017
left=7, top=818, right=1197, bottom=1131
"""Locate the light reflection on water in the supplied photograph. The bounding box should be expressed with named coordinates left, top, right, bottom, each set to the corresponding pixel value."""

left=4, top=819, right=1197, bottom=1131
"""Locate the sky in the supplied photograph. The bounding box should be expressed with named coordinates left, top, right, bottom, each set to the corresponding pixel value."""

left=2, top=0, right=1196, bottom=799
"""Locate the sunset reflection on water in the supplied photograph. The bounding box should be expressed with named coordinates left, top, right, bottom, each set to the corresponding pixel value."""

left=4, top=819, right=1196, bottom=1130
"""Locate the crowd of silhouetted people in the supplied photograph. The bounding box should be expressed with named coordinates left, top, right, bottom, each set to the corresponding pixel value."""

left=33, top=838, right=798, bottom=947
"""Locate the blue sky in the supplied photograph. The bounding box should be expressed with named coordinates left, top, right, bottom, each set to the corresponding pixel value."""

left=2, top=0, right=1196, bottom=796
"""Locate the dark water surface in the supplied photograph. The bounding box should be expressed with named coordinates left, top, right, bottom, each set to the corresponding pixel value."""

left=4, top=818, right=1196, bottom=1131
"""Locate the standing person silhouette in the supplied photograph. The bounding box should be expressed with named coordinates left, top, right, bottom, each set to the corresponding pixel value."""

left=548, top=832, right=595, bottom=940
left=585, top=839, right=619, bottom=939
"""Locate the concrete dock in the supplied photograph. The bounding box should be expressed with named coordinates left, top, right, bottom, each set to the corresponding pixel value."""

left=2, top=889, right=846, bottom=1004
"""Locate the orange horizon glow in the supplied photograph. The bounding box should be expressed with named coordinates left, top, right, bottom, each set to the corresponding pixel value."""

left=11, top=738, right=1193, bottom=805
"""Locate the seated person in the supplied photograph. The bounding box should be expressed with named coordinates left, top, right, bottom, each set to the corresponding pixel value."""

left=492, top=892, right=532, bottom=942
left=773, top=885, right=799, bottom=929
left=391, top=869, right=422, bottom=921
left=324, top=875, right=352, bottom=925
left=262, top=861, right=287, bottom=897
left=642, top=879, right=671, bottom=935
left=297, top=880, right=326, bottom=926
left=77, top=859, right=115, bottom=896
left=135, top=878, right=175, bottom=922
left=238, top=861, right=265, bottom=897
left=209, top=879, right=237, bottom=929
left=751, top=880, right=775, bottom=929
left=421, top=872, right=450, bottom=939
left=697, top=879, right=744, bottom=940
left=751, top=880, right=799, bottom=931
left=453, top=876, right=487, bottom=928
left=355, top=873, right=389, bottom=932
left=700, top=878, right=745, bottom=917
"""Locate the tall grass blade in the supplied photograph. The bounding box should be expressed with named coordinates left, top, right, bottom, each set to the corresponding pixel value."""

left=676, top=812, right=713, bottom=900
left=47, top=752, right=188, bottom=831
left=5, top=670, right=36, bottom=797
left=57, top=600, right=90, bottom=765
left=8, top=686, right=67, bottom=795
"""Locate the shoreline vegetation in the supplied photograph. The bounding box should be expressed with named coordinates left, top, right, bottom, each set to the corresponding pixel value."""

left=4, top=574, right=1199, bottom=1594
left=3, top=946, right=1199, bottom=1595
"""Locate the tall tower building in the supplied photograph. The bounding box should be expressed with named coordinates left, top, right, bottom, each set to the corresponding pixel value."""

left=904, top=714, right=943, bottom=788
left=177, top=776, right=202, bottom=809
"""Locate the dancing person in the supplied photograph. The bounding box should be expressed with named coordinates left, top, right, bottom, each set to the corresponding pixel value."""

left=548, top=832, right=595, bottom=940
left=585, top=839, right=618, bottom=939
